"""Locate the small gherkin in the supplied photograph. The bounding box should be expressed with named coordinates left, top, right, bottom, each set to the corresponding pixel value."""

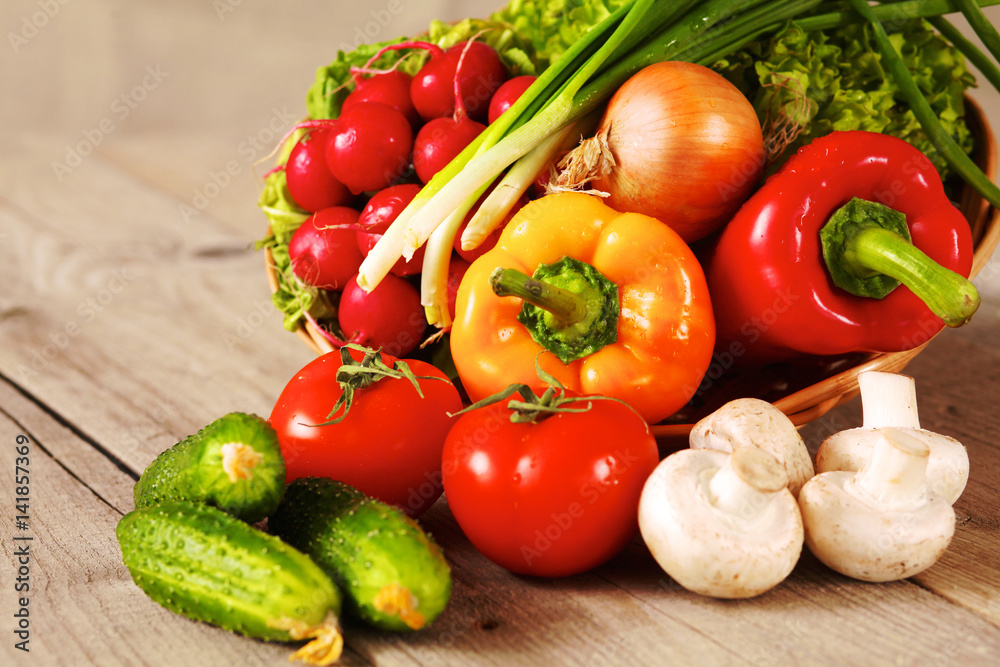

left=133, top=412, right=285, bottom=523
left=269, top=477, right=453, bottom=632
left=116, top=501, right=343, bottom=665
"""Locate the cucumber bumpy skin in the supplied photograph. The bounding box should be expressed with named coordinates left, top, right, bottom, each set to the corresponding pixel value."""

left=133, top=412, right=285, bottom=523
left=269, top=477, right=453, bottom=632
left=117, top=501, right=343, bottom=665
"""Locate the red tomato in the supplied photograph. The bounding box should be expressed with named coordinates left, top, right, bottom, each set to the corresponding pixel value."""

left=270, top=348, right=463, bottom=517
left=442, top=395, right=658, bottom=577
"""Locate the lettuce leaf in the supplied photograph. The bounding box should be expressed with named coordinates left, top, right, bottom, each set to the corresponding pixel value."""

left=712, top=19, right=976, bottom=179
left=256, top=167, right=315, bottom=332
left=488, top=0, right=632, bottom=71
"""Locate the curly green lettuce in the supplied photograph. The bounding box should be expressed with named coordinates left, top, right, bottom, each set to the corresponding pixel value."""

left=256, top=168, right=314, bottom=332
left=488, top=0, right=632, bottom=70
left=712, top=19, right=976, bottom=179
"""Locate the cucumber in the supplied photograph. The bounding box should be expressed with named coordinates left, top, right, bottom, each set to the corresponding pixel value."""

left=133, top=412, right=285, bottom=523
left=117, top=501, right=343, bottom=665
left=269, top=477, right=452, bottom=632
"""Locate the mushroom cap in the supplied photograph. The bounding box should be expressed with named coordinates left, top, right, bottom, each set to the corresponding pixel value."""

left=815, top=427, right=969, bottom=504
left=638, top=448, right=803, bottom=599
left=798, top=470, right=955, bottom=583
left=690, top=398, right=814, bottom=497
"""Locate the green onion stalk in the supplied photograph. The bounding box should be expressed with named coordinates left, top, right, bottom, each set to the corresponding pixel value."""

left=846, top=0, right=1000, bottom=208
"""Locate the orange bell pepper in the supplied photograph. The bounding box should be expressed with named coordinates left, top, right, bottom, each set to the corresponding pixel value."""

left=450, top=192, right=715, bottom=424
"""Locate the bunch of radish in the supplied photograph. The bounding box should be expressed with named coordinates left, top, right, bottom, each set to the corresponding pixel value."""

left=279, top=37, right=535, bottom=357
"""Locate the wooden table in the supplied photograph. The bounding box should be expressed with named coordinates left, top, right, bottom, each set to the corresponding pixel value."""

left=2, top=1, right=999, bottom=664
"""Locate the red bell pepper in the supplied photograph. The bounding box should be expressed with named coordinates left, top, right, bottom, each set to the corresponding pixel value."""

left=704, top=130, right=979, bottom=365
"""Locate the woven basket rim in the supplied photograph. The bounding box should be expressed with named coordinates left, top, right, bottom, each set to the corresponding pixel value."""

left=264, top=95, right=1000, bottom=443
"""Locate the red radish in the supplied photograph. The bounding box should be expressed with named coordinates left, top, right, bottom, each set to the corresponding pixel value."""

left=356, top=183, right=426, bottom=276
left=412, top=39, right=490, bottom=184
left=288, top=207, right=365, bottom=290
left=446, top=255, right=471, bottom=320
left=343, top=70, right=420, bottom=127
left=358, top=183, right=422, bottom=229
left=351, top=40, right=447, bottom=120
left=410, top=40, right=507, bottom=122
left=487, top=75, right=537, bottom=124
left=412, top=115, right=485, bottom=183
left=284, top=130, right=352, bottom=212
left=326, top=102, right=414, bottom=195
left=337, top=273, right=427, bottom=357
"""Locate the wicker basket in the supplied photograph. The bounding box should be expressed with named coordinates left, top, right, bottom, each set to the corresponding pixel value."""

left=265, top=96, right=999, bottom=444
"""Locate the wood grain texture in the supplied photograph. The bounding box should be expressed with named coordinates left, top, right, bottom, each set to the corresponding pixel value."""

left=2, top=1, right=1000, bottom=665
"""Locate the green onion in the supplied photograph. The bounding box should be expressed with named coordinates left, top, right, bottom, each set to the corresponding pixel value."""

left=357, top=0, right=778, bottom=292
left=845, top=0, right=1000, bottom=209
left=954, top=0, right=1000, bottom=61
left=461, top=119, right=586, bottom=252
left=797, top=0, right=997, bottom=30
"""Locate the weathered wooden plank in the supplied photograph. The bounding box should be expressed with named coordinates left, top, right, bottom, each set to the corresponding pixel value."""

left=335, top=501, right=745, bottom=666
left=590, top=539, right=1000, bottom=666
left=0, top=147, right=316, bottom=472
left=0, top=374, right=135, bottom=514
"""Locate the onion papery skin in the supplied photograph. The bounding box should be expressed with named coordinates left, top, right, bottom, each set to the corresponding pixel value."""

left=592, top=61, right=765, bottom=244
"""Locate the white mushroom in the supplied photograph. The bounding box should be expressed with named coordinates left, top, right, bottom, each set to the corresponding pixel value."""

left=799, top=427, right=955, bottom=583
left=690, top=398, right=814, bottom=497
left=638, top=446, right=803, bottom=599
left=815, top=371, right=969, bottom=504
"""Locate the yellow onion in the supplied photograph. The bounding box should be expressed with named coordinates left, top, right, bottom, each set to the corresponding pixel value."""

left=556, top=61, right=765, bottom=243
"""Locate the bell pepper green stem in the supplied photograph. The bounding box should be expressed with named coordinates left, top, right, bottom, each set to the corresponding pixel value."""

left=489, top=268, right=589, bottom=325
left=845, top=227, right=980, bottom=327
left=820, top=198, right=980, bottom=328
left=489, top=257, right=620, bottom=365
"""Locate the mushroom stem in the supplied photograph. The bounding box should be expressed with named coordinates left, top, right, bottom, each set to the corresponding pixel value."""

left=859, top=371, right=920, bottom=429
left=706, top=447, right=788, bottom=526
left=852, top=428, right=930, bottom=508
